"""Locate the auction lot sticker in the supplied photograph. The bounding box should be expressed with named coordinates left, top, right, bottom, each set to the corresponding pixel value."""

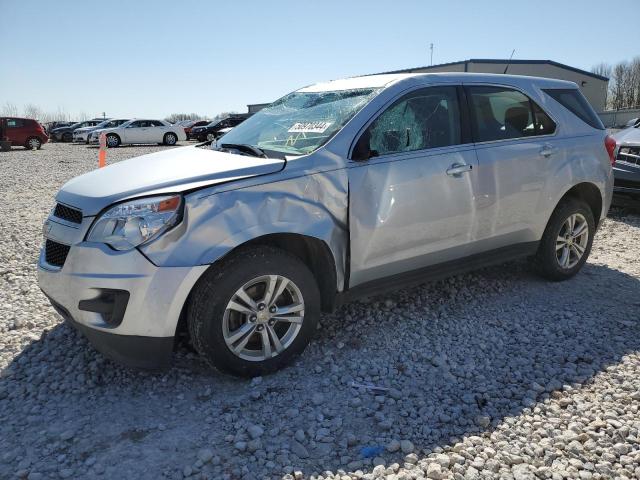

left=288, top=121, right=332, bottom=133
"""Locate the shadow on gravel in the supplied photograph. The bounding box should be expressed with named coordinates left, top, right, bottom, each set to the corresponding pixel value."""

left=1, top=261, right=639, bottom=478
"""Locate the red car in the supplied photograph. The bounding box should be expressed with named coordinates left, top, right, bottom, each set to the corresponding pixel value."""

left=0, top=117, right=49, bottom=150
left=183, top=120, right=209, bottom=140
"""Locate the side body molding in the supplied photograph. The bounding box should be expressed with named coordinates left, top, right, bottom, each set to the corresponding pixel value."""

left=140, top=169, right=350, bottom=290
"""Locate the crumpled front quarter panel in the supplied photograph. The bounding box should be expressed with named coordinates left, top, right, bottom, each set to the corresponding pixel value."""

left=141, top=168, right=349, bottom=290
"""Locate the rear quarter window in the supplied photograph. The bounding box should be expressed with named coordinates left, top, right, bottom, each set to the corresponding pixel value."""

left=543, top=88, right=604, bottom=130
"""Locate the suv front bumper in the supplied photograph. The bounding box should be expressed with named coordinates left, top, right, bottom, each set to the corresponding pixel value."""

left=38, top=241, right=207, bottom=369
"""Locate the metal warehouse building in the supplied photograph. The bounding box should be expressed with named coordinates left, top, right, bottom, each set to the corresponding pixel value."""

left=378, top=59, right=609, bottom=112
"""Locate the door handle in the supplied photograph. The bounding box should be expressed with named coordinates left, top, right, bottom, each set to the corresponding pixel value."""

left=540, top=144, right=556, bottom=157
left=446, top=163, right=473, bottom=177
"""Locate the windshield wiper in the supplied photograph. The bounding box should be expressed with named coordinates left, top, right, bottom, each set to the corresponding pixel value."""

left=219, top=143, right=268, bottom=158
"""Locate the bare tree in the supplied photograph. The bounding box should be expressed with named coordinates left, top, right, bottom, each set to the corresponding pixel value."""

left=1, top=102, right=19, bottom=116
left=606, top=57, right=640, bottom=110
left=591, top=62, right=612, bottom=79
left=164, top=112, right=209, bottom=123
left=23, top=103, right=44, bottom=120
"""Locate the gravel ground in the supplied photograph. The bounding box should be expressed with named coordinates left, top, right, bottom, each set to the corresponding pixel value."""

left=1, top=142, right=639, bottom=480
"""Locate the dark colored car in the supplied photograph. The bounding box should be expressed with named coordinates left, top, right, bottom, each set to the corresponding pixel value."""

left=190, top=114, right=251, bottom=142
left=612, top=124, right=640, bottom=201
left=50, top=119, right=105, bottom=142
left=44, top=121, right=76, bottom=135
left=0, top=117, right=49, bottom=150
left=184, top=120, right=210, bottom=140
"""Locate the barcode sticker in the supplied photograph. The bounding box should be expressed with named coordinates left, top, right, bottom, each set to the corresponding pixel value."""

left=288, top=121, right=332, bottom=133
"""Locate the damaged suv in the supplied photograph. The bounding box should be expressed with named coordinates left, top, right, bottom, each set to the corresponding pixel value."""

left=38, top=73, right=614, bottom=376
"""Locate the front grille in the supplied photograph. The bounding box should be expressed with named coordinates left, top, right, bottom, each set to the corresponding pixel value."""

left=45, top=240, right=70, bottom=268
left=617, top=146, right=640, bottom=166
left=53, top=203, right=83, bottom=224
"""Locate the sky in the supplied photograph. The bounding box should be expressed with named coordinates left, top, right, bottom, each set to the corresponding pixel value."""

left=1, top=0, right=639, bottom=120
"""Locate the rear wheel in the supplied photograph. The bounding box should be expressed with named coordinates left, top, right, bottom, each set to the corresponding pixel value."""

left=106, top=134, right=120, bottom=148
left=188, top=245, right=320, bottom=377
left=533, top=198, right=595, bottom=281
left=163, top=132, right=178, bottom=145
left=25, top=137, right=42, bottom=150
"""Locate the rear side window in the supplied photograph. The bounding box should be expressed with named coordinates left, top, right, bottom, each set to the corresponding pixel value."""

left=150, top=120, right=164, bottom=127
left=467, top=86, right=556, bottom=142
left=6, top=118, right=25, bottom=128
left=543, top=88, right=604, bottom=130
left=365, top=86, right=462, bottom=156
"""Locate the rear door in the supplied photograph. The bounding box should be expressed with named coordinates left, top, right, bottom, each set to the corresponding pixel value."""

left=465, top=85, right=559, bottom=251
left=348, top=85, right=479, bottom=287
left=6, top=118, right=27, bottom=145
left=148, top=120, right=166, bottom=142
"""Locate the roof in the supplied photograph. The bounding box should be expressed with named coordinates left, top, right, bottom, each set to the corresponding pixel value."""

left=297, top=73, right=415, bottom=92
left=376, top=59, right=609, bottom=82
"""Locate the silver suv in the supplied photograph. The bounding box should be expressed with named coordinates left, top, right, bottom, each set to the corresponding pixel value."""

left=38, top=73, right=614, bottom=376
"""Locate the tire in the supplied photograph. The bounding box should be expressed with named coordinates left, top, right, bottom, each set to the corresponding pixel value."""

left=163, top=132, right=178, bottom=145
left=187, top=245, right=320, bottom=377
left=25, top=137, right=42, bottom=150
left=533, top=198, right=595, bottom=281
left=106, top=134, right=120, bottom=148
left=62, top=132, right=72, bottom=142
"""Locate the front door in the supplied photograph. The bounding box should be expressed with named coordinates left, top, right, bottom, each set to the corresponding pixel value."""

left=348, top=86, right=478, bottom=287
left=123, top=120, right=148, bottom=143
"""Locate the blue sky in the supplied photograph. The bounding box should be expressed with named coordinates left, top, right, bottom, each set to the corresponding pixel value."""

left=1, top=0, right=638, bottom=119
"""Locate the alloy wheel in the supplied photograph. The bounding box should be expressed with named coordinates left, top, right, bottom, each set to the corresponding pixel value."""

left=222, top=275, right=305, bottom=361
left=27, top=138, right=41, bottom=149
left=555, top=213, right=589, bottom=269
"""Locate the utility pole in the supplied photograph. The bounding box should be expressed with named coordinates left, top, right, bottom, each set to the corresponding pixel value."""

left=430, top=43, right=434, bottom=66
left=102, top=111, right=106, bottom=119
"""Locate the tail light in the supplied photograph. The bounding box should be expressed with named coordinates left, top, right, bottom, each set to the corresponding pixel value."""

left=604, top=135, right=616, bottom=166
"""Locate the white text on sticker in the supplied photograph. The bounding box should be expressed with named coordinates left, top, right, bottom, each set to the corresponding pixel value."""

left=288, top=122, right=332, bottom=133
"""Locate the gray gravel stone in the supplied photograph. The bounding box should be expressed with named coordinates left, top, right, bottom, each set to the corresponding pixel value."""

left=1, top=143, right=640, bottom=479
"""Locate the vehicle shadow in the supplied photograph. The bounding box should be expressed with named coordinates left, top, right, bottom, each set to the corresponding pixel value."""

left=1, top=261, right=639, bottom=478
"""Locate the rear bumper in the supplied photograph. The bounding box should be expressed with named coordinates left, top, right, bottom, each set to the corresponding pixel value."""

left=46, top=295, right=174, bottom=369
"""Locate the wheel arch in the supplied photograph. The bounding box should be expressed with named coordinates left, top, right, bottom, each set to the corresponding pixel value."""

left=174, top=232, right=339, bottom=342
left=555, top=182, right=603, bottom=228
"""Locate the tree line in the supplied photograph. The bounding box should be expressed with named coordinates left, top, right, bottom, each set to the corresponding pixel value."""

left=592, top=56, right=640, bottom=111
left=0, top=103, right=237, bottom=125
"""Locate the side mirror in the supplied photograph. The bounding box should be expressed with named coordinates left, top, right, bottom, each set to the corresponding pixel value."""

left=352, top=129, right=373, bottom=161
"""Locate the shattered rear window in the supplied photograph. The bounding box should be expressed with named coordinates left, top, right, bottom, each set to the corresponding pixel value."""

left=216, top=88, right=380, bottom=155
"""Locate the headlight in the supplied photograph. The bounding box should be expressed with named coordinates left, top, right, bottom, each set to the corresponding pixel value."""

left=87, top=195, right=182, bottom=251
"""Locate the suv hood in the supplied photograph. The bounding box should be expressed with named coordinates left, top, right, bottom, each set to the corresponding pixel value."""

left=613, top=127, right=640, bottom=145
left=57, top=145, right=285, bottom=216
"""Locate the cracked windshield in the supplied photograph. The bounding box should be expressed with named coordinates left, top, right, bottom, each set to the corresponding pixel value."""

left=217, top=88, right=380, bottom=155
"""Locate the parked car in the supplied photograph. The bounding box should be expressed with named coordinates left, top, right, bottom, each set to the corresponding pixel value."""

left=190, top=114, right=250, bottom=142
left=38, top=73, right=613, bottom=375
left=0, top=117, right=49, bottom=149
left=88, top=119, right=186, bottom=147
left=44, top=121, right=76, bottom=135
left=612, top=123, right=640, bottom=198
left=184, top=120, right=210, bottom=140
left=50, top=119, right=105, bottom=142
left=73, top=118, right=129, bottom=144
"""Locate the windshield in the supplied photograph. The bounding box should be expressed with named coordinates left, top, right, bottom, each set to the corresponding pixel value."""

left=217, top=88, right=380, bottom=155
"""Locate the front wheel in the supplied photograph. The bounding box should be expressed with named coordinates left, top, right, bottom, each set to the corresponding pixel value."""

left=62, top=132, right=72, bottom=142
left=106, top=134, right=120, bottom=148
left=188, top=245, right=320, bottom=377
left=533, top=198, right=595, bottom=281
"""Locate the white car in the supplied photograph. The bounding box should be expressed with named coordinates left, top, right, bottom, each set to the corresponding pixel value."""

left=73, top=119, right=130, bottom=144
left=90, top=119, right=186, bottom=147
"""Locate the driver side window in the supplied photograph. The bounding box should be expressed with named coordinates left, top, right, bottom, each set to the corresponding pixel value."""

left=365, top=86, right=461, bottom=157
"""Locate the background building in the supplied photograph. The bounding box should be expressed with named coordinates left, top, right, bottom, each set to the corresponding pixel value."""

left=378, top=59, right=609, bottom=112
